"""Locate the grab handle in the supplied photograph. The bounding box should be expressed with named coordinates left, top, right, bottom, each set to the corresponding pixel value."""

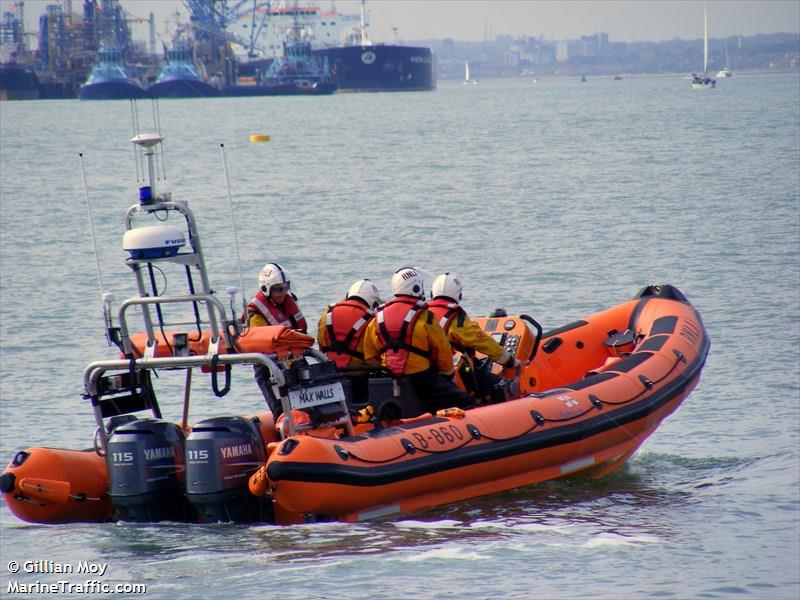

left=520, top=314, right=543, bottom=362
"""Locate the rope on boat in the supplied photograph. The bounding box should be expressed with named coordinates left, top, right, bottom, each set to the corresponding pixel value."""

left=336, top=351, right=687, bottom=464
left=593, top=351, right=684, bottom=407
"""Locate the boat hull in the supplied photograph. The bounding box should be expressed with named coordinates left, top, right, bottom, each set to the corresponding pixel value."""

left=313, top=45, right=435, bottom=92
left=223, top=81, right=337, bottom=96
left=148, top=78, right=220, bottom=98
left=264, top=287, right=709, bottom=521
left=0, top=64, right=40, bottom=100
left=79, top=79, right=147, bottom=100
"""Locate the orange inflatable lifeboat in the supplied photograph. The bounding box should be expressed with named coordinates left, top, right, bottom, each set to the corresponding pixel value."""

left=1, top=284, right=709, bottom=525
left=257, top=284, right=710, bottom=522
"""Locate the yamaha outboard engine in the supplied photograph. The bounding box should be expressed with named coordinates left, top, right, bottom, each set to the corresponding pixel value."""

left=106, top=418, right=187, bottom=522
left=185, top=416, right=269, bottom=523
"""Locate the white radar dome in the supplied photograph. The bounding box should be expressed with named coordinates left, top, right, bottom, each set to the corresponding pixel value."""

left=122, top=225, right=186, bottom=260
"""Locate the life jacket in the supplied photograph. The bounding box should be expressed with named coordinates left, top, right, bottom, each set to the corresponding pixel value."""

left=248, top=290, right=307, bottom=333
left=427, top=298, right=468, bottom=353
left=320, top=299, right=372, bottom=368
left=374, top=296, right=432, bottom=377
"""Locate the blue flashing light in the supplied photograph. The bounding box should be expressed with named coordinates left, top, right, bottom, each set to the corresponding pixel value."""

left=139, top=186, right=155, bottom=205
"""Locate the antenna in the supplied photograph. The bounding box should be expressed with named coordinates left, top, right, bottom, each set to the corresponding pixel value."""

left=79, top=152, right=116, bottom=344
left=131, top=132, right=164, bottom=199
left=130, top=99, right=165, bottom=188
left=79, top=153, right=106, bottom=296
left=220, top=143, right=248, bottom=323
left=151, top=98, right=166, bottom=181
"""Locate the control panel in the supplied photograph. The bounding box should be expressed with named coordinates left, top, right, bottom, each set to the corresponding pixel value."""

left=473, top=316, right=535, bottom=363
left=464, top=314, right=544, bottom=395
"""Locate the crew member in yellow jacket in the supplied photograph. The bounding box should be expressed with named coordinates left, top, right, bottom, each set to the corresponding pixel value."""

left=318, top=278, right=383, bottom=404
left=428, top=273, right=520, bottom=403
left=363, top=267, right=474, bottom=414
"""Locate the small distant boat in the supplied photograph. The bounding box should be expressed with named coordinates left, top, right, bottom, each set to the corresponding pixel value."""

left=612, top=75, right=623, bottom=81
left=79, top=47, right=146, bottom=100
left=148, top=43, right=220, bottom=99
left=580, top=74, right=587, bottom=82
left=690, top=4, right=716, bottom=89
left=717, top=39, right=733, bottom=77
left=464, top=61, right=477, bottom=85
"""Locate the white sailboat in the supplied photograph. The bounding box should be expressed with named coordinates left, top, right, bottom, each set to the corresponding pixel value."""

left=717, top=40, right=733, bottom=77
left=691, top=4, right=716, bottom=88
left=464, top=61, right=477, bottom=84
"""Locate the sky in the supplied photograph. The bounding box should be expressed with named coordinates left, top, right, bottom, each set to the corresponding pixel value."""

left=5, top=0, right=800, bottom=44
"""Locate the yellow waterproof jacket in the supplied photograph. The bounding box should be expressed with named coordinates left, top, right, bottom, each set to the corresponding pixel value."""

left=363, top=298, right=454, bottom=376
left=428, top=299, right=512, bottom=365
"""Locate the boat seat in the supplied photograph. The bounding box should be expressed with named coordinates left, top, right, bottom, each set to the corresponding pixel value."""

left=365, top=377, right=424, bottom=420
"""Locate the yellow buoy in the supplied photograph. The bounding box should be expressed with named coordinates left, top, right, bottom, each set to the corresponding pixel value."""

left=249, top=134, right=270, bottom=143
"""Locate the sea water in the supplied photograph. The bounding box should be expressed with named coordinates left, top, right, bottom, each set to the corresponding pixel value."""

left=1, top=73, right=798, bottom=599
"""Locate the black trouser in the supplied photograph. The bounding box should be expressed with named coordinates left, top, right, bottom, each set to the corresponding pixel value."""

left=460, top=356, right=506, bottom=404
left=407, top=369, right=474, bottom=413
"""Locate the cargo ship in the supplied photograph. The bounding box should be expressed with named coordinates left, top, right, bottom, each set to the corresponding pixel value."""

left=312, top=0, right=434, bottom=92
left=238, top=0, right=435, bottom=93
left=314, top=44, right=434, bottom=92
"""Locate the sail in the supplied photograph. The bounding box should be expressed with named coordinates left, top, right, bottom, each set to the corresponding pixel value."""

left=703, top=4, right=709, bottom=74
left=465, top=61, right=470, bottom=83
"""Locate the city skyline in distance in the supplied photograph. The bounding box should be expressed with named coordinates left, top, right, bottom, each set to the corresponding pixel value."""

left=4, top=0, right=799, bottom=46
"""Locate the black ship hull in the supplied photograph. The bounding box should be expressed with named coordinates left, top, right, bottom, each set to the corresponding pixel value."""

left=0, top=64, right=40, bottom=101
left=313, top=45, right=435, bottom=92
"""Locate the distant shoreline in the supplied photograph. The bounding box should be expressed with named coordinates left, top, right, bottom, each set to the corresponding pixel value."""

left=439, top=69, right=799, bottom=82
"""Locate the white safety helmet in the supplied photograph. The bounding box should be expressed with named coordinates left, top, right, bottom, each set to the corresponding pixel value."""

left=431, top=273, right=463, bottom=302
left=346, top=279, right=383, bottom=310
left=258, top=262, right=290, bottom=294
left=391, top=267, right=426, bottom=299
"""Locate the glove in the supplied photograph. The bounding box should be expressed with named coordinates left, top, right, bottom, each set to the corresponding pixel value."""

left=353, top=405, right=375, bottom=424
